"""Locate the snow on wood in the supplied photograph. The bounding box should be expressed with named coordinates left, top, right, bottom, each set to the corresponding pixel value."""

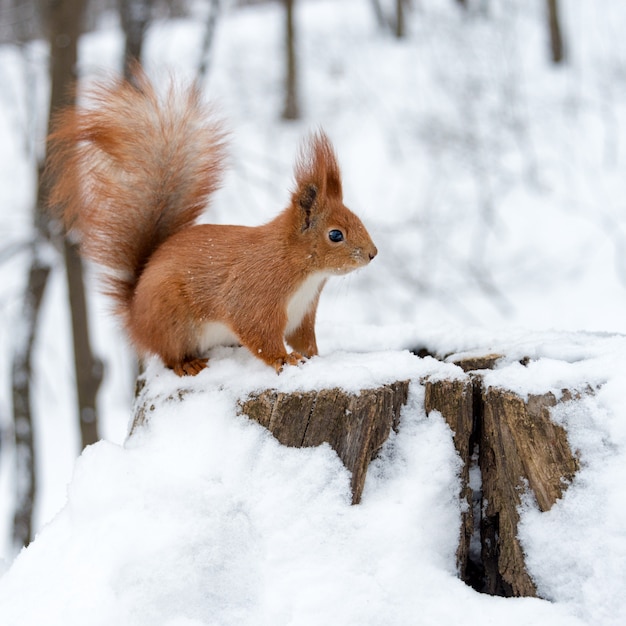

left=240, top=382, right=409, bottom=504
left=131, top=344, right=583, bottom=600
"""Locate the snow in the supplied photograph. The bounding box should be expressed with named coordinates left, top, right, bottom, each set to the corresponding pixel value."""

left=139, top=346, right=435, bottom=399
left=0, top=341, right=594, bottom=625
left=2, top=327, right=626, bottom=624
left=2, top=0, right=626, bottom=623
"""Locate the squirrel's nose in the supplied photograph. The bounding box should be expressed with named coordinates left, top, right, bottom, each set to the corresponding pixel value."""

left=368, top=246, right=378, bottom=261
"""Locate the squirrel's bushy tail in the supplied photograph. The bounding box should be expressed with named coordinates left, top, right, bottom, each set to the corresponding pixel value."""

left=46, top=65, right=227, bottom=313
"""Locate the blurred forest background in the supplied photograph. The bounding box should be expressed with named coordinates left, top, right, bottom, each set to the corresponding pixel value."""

left=1, top=0, right=626, bottom=563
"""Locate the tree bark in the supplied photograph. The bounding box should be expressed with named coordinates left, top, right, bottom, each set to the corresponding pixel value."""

left=423, top=377, right=474, bottom=576
left=479, top=388, right=578, bottom=596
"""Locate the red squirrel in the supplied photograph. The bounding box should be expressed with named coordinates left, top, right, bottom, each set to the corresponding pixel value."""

left=46, top=67, right=377, bottom=376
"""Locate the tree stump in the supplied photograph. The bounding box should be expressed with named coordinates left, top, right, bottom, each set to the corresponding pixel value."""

left=130, top=352, right=582, bottom=600
left=240, top=382, right=410, bottom=504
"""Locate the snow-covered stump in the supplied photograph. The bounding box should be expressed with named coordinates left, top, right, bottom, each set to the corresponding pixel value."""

left=129, top=351, right=422, bottom=509
left=240, top=382, right=410, bottom=504
left=131, top=377, right=410, bottom=506
left=129, top=347, right=583, bottom=600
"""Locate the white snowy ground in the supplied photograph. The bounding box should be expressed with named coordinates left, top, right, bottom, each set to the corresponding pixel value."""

left=1, top=326, right=626, bottom=625
left=2, top=0, right=626, bottom=624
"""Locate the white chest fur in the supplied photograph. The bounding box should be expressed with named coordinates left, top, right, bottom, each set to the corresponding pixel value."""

left=198, top=321, right=240, bottom=352
left=198, top=272, right=328, bottom=352
left=285, top=272, right=328, bottom=335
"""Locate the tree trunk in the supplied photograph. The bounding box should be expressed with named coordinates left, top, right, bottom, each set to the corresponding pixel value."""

left=10, top=0, right=90, bottom=549
left=282, top=0, right=299, bottom=120
left=11, top=262, right=50, bottom=550
left=424, top=378, right=474, bottom=576
left=47, top=0, right=102, bottom=450
left=370, top=0, right=386, bottom=30
left=395, top=0, right=405, bottom=39
left=9, top=9, right=52, bottom=550
left=9, top=1, right=102, bottom=547
left=119, top=0, right=153, bottom=80
left=479, top=388, right=578, bottom=596
left=63, top=240, right=103, bottom=448
left=546, top=0, right=565, bottom=64
left=197, top=0, right=220, bottom=82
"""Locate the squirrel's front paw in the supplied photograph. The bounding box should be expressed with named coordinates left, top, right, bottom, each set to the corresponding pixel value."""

left=171, top=357, right=209, bottom=376
left=272, top=352, right=306, bottom=373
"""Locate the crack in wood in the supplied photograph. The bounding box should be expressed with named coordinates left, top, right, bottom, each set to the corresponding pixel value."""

left=299, top=391, right=319, bottom=447
left=425, top=362, right=581, bottom=598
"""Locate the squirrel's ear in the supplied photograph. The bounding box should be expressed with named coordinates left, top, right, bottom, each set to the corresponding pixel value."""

left=297, top=183, right=317, bottom=231
left=292, top=130, right=342, bottom=231
left=293, top=130, right=342, bottom=202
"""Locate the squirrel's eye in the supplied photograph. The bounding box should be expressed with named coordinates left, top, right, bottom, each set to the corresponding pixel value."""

left=328, top=229, right=344, bottom=243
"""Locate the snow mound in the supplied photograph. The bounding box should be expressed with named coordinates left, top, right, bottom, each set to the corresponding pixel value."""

left=0, top=341, right=603, bottom=625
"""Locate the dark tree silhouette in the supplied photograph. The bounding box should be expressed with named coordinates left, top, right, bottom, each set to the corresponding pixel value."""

left=119, top=0, right=153, bottom=80
left=395, top=0, right=406, bottom=39
left=11, top=0, right=104, bottom=549
left=546, top=0, right=565, bottom=64
left=282, top=0, right=299, bottom=120
left=47, top=0, right=103, bottom=452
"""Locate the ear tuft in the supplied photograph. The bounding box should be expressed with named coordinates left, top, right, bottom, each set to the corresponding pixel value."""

left=294, top=130, right=343, bottom=200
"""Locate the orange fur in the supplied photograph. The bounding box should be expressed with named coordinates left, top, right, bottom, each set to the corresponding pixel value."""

left=46, top=67, right=377, bottom=375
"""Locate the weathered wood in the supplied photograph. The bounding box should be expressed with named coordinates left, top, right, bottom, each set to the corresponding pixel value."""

left=241, top=382, right=410, bottom=504
left=480, top=388, right=579, bottom=597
